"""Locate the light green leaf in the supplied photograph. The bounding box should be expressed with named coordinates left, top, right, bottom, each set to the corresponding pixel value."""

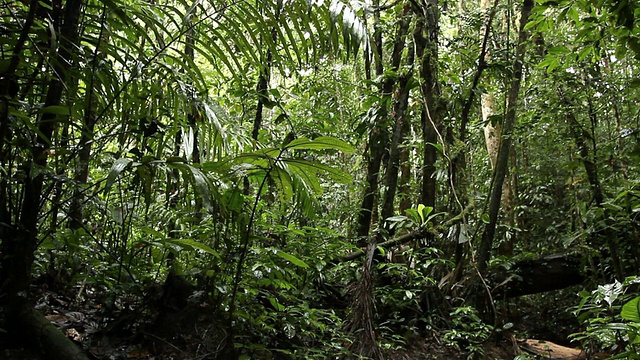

left=270, top=166, right=294, bottom=202
left=275, top=250, right=309, bottom=268
left=140, top=226, right=166, bottom=239
left=105, top=158, right=133, bottom=193
left=548, top=46, right=570, bottom=55
left=418, top=204, right=434, bottom=221
left=427, top=142, right=444, bottom=155
left=168, top=239, right=220, bottom=258
left=621, top=296, right=640, bottom=323
left=269, top=297, right=285, bottom=312
left=285, top=136, right=354, bottom=153
left=286, top=158, right=353, bottom=184
left=168, top=162, right=214, bottom=212
left=40, top=105, right=70, bottom=116
left=481, top=213, right=490, bottom=224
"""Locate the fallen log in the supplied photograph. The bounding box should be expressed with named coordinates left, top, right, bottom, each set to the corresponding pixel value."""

left=491, top=252, right=586, bottom=298
left=329, top=219, right=586, bottom=298
left=334, top=243, right=586, bottom=299
left=10, top=302, right=90, bottom=360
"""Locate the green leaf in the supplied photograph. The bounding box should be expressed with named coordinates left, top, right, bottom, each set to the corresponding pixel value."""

left=285, top=136, right=354, bottom=153
left=427, top=142, right=444, bottom=155
left=40, top=105, right=70, bottom=115
left=168, top=162, right=214, bottom=212
left=405, top=290, right=413, bottom=300
left=418, top=204, right=434, bottom=222
left=269, top=297, right=285, bottom=312
left=98, top=0, right=132, bottom=25
left=168, top=239, right=220, bottom=258
left=481, top=213, right=490, bottom=224
left=548, top=46, right=570, bottom=55
left=275, top=250, right=309, bottom=268
left=270, top=166, right=294, bottom=202
left=387, top=215, right=408, bottom=222
left=285, top=158, right=353, bottom=184
left=140, top=226, right=165, bottom=239
left=105, top=158, right=133, bottom=193
left=537, top=56, right=558, bottom=72
left=621, top=296, right=640, bottom=323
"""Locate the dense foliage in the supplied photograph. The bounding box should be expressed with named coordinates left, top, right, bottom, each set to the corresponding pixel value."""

left=1, top=0, right=639, bottom=358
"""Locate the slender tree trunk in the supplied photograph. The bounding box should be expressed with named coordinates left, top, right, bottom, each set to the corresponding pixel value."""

left=398, top=125, right=413, bottom=213
left=0, top=0, right=39, bottom=251
left=480, top=0, right=517, bottom=256
left=482, top=92, right=516, bottom=255
left=349, top=6, right=412, bottom=359
left=380, top=13, right=414, bottom=226
left=414, top=0, right=441, bottom=210
left=251, top=24, right=278, bottom=142
left=356, top=2, right=410, bottom=241
left=478, top=0, right=533, bottom=275
left=450, top=0, right=499, bottom=280
left=557, top=86, right=624, bottom=279
left=69, top=6, right=110, bottom=230
left=185, top=13, right=203, bottom=216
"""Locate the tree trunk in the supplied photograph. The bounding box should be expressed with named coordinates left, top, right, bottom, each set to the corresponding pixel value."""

left=69, top=7, right=110, bottom=230
left=0, top=0, right=89, bottom=358
left=356, top=2, right=411, bottom=241
left=557, top=86, right=624, bottom=279
left=380, top=13, right=414, bottom=227
left=482, top=92, right=516, bottom=255
left=448, top=0, right=498, bottom=281
left=349, top=6, right=413, bottom=358
left=478, top=0, right=533, bottom=275
left=414, top=0, right=441, bottom=211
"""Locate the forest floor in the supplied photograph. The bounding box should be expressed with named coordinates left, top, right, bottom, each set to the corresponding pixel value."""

left=0, top=284, right=589, bottom=359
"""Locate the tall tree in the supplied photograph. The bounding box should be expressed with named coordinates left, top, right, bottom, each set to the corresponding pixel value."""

left=68, top=5, right=110, bottom=230
left=380, top=7, right=414, bottom=227
left=414, top=0, right=441, bottom=210
left=355, top=1, right=409, bottom=241
left=478, top=0, right=533, bottom=275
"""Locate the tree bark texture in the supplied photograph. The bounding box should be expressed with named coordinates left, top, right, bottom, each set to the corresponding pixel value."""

left=478, top=0, right=533, bottom=275
left=448, top=0, right=499, bottom=280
